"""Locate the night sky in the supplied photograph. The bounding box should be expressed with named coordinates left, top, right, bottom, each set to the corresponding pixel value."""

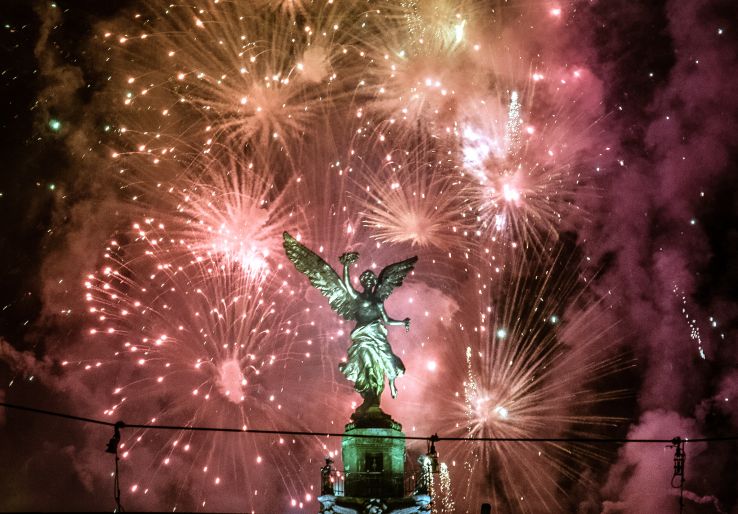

left=1, top=0, right=737, bottom=512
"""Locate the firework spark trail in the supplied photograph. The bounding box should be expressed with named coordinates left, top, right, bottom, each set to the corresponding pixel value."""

left=424, top=243, right=630, bottom=513
left=270, top=138, right=370, bottom=416
left=437, top=463, right=455, bottom=513
left=673, top=283, right=707, bottom=360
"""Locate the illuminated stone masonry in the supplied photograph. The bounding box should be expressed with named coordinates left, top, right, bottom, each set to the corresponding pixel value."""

left=318, top=413, right=432, bottom=514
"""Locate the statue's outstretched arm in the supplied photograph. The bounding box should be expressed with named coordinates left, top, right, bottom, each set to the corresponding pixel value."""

left=339, top=252, right=359, bottom=299
left=380, top=304, right=411, bottom=332
left=342, top=262, right=358, bottom=299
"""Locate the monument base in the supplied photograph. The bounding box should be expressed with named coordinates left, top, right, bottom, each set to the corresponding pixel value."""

left=318, top=407, right=432, bottom=513
left=348, top=404, right=402, bottom=431
left=342, top=419, right=405, bottom=498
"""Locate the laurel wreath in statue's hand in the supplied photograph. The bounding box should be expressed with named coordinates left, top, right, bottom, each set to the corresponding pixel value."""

left=339, top=252, right=359, bottom=265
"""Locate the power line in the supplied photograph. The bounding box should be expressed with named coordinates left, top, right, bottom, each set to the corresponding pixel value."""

left=1, top=400, right=116, bottom=427
left=2, top=401, right=738, bottom=444
left=2, top=400, right=726, bottom=513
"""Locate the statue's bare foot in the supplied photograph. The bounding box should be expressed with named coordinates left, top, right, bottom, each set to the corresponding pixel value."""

left=389, top=379, right=398, bottom=398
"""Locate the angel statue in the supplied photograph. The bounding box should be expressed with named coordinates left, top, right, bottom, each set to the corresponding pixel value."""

left=283, top=232, right=417, bottom=420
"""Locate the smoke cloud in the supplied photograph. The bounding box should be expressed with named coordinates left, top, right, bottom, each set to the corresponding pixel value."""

left=1, top=0, right=737, bottom=512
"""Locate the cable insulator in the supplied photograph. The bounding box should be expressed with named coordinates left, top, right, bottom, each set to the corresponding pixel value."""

left=105, top=421, right=125, bottom=512
left=667, top=437, right=685, bottom=514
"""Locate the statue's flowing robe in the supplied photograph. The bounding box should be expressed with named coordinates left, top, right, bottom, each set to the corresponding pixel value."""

left=339, top=320, right=405, bottom=397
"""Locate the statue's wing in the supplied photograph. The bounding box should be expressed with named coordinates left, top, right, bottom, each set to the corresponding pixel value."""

left=376, top=256, right=418, bottom=302
left=283, top=232, right=357, bottom=320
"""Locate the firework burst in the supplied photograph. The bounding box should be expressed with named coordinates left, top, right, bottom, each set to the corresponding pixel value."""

left=73, top=219, right=326, bottom=510
left=119, top=148, right=302, bottom=280
left=354, top=137, right=472, bottom=251
left=104, top=0, right=371, bottom=157
left=359, top=0, right=485, bottom=139
left=460, top=88, right=587, bottom=252
left=430, top=243, right=630, bottom=512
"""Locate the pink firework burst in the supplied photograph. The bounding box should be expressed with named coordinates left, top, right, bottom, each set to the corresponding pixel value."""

left=75, top=227, right=324, bottom=510
left=425, top=244, right=630, bottom=513
left=460, top=89, right=586, bottom=251
left=354, top=137, right=473, bottom=252
left=120, top=149, right=302, bottom=281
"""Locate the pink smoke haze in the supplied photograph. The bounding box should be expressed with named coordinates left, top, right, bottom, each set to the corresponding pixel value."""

left=0, top=0, right=736, bottom=512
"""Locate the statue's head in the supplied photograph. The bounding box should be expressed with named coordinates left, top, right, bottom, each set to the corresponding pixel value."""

left=359, top=269, right=377, bottom=291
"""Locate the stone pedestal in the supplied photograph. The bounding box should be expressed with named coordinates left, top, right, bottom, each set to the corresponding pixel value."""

left=318, top=407, right=431, bottom=513
left=343, top=425, right=406, bottom=498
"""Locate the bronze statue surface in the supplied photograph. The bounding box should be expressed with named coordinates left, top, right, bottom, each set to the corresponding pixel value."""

left=283, top=232, right=417, bottom=421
